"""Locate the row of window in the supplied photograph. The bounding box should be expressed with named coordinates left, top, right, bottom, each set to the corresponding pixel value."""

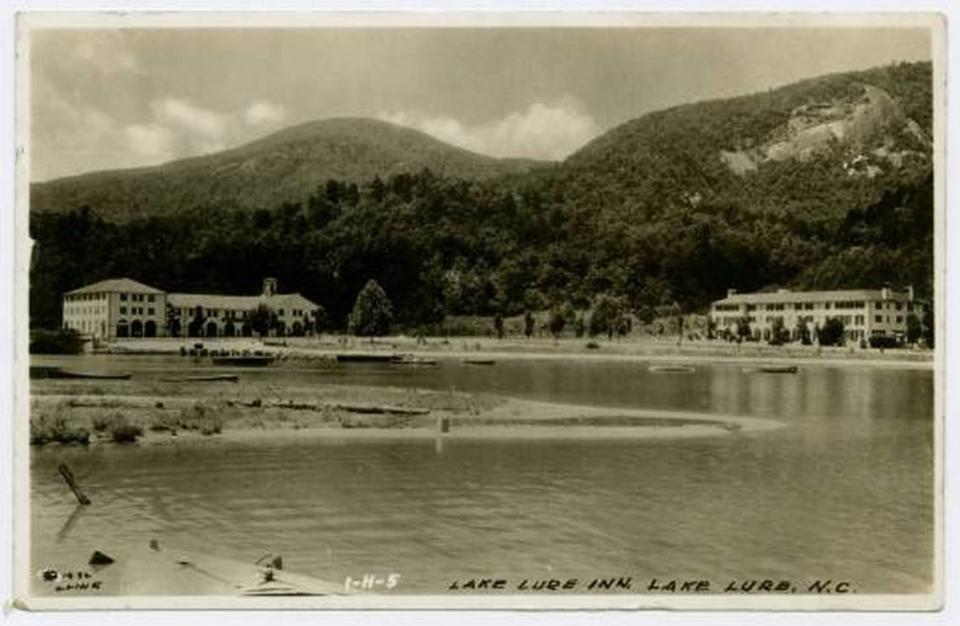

left=174, top=307, right=312, bottom=319
left=719, top=314, right=907, bottom=327
left=119, top=307, right=155, bottom=316
left=722, top=300, right=919, bottom=313
left=120, top=293, right=157, bottom=302
left=64, top=293, right=105, bottom=302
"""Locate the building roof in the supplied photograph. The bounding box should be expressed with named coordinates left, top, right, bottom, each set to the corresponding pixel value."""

left=713, top=288, right=913, bottom=306
left=167, top=292, right=319, bottom=311
left=66, top=277, right=164, bottom=296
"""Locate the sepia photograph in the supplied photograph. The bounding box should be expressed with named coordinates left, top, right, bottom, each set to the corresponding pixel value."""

left=10, top=10, right=946, bottom=612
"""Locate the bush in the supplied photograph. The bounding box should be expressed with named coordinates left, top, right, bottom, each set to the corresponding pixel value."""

left=29, top=329, right=85, bottom=354
left=868, top=335, right=902, bottom=349
left=107, top=414, right=143, bottom=443
left=30, top=406, right=90, bottom=446
left=818, top=318, right=846, bottom=347
left=177, top=403, right=224, bottom=436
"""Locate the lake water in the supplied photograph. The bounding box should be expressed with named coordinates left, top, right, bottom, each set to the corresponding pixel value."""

left=29, top=355, right=934, bottom=595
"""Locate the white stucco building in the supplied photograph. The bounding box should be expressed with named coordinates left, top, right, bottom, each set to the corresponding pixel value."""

left=62, top=277, right=322, bottom=339
left=709, top=286, right=925, bottom=343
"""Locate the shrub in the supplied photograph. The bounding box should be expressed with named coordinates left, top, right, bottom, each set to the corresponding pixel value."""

left=108, top=415, right=143, bottom=443
left=91, top=415, right=111, bottom=433
left=586, top=341, right=600, bottom=350
left=29, top=328, right=85, bottom=354
left=868, top=335, right=902, bottom=349
left=30, top=407, right=90, bottom=446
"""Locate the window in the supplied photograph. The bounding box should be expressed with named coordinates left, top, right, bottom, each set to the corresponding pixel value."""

left=121, top=293, right=128, bottom=301
left=896, top=316, right=903, bottom=324
left=120, top=307, right=127, bottom=314
left=746, top=304, right=756, bottom=311
left=278, top=309, right=285, bottom=316
left=875, top=315, right=882, bottom=323
left=148, top=295, right=155, bottom=302
left=148, top=308, right=155, bottom=316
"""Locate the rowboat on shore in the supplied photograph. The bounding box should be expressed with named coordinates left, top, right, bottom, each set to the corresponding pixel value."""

left=159, top=374, right=240, bottom=383
left=758, top=365, right=799, bottom=374
left=30, top=366, right=132, bottom=380
left=70, top=540, right=350, bottom=596
left=390, top=354, right=438, bottom=366
left=335, top=353, right=395, bottom=363
left=648, top=364, right=696, bottom=374
left=211, top=355, right=276, bottom=367
left=463, top=358, right=496, bottom=366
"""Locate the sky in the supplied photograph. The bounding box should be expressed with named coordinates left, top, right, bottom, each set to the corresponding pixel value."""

left=29, top=26, right=932, bottom=181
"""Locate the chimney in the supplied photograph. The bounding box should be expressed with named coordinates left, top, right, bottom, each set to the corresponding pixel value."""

left=906, top=285, right=915, bottom=301
left=727, top=288, right=738, bottom=298
left=262, top=277, right=277, bottom=297
left=881, top=287, right=891, bottom=300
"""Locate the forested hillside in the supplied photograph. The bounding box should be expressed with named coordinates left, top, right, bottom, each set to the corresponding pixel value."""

left=29, top=62, right=934, bottom=331
left=30, top=118, right=547, bottom=222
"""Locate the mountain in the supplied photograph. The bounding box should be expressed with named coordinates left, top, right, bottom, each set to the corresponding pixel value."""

left=30, top=117, right=549, bottom=221
left=30, top=62, right=934, bottom=331
left=556, top=61, right=932, bottom=224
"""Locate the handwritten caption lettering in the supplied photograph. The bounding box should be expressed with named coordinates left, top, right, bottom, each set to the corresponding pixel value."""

left=447, top=577, right=855, bottom=594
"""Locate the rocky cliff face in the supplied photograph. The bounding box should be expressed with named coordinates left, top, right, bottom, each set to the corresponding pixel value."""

left=720, top=84, right=930, bottom=178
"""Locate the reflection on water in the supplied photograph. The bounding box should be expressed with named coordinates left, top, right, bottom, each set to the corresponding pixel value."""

left=30, top=356, right=934, bottom=594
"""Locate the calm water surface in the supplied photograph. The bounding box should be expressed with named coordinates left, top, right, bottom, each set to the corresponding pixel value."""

left=30, top=356, right=934, bottom=594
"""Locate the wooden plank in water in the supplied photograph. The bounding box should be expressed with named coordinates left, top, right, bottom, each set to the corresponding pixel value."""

left=58, top=463, right=91, bottom=505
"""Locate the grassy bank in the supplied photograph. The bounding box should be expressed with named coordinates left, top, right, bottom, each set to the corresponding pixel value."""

left=29, top=375, right=777, bottom=448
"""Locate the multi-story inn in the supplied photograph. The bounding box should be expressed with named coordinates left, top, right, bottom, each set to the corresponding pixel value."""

left=62, top=277, right=321, bottom=339
left=709, top=286, right=925, bottom=343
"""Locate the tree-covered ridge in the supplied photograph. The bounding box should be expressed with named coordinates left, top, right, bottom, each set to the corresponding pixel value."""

left=30, top=164, right=932, bottom=332
left=30, top=117, right=549, bottom=222
left=29, top=62, right=933, bottom=331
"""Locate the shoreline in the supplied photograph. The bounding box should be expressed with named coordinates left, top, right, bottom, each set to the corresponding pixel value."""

left=88, top=335, right=934, bottom=370
left=30, top=386, right=784, bottom=448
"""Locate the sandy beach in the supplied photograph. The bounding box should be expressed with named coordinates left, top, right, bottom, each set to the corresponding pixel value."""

left=29, top=374, right=783, bottom=448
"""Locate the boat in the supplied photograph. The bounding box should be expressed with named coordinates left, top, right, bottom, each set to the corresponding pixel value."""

left=390, top=354, right=437, bottom=366
left=30, top=366, right=132, bottom=380
left=211, top=355, right=276, bottom=367
left=335, top=353, right=395, bottom=363
left=758, top=365, right=799, bottom=374
left=159, top=374, right=239, bottom=383
left=648, top=364, right=695, bottom=373
left=463, top=358, right=496, bottom=366
left=68, top=540, right=350, bottom=596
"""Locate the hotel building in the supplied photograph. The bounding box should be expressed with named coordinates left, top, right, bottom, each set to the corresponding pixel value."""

left=62, top=277, right=321, bottom=339
left=709, top=286, right=925, bottom=343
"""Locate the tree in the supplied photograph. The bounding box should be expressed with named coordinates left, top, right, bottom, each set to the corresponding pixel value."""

left=795, top=318, right=811, bottom=345
left=819, top=317, right=846, bottom=347
left=589, top=294, right=628, bottom=339
left=922, top=305, right=934, bottom=348
left=905, top=313, right=922, bottom=344
left=493, top=313, right=504, bottom=340
left=348, top=279, right=393, bottom=337
left=249, top=304, right=276, bottom=337
left=769, top=317, right=787, bottom=345
left=547, top=304, right=572, bottom=339
left=736, top=315, right=752, bottom=340
left=523, top=311, right=535, bottom=338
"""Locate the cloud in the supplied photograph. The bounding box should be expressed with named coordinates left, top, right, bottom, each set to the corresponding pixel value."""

left=244, top=101, right=287, bottom=126
left=154, top=98, right=229, bottom=141
left=378, top=98, right=601, bottom=161
left=70, top=34, right=143, bottom=75
left=124, top=124, right=175, bottom=159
